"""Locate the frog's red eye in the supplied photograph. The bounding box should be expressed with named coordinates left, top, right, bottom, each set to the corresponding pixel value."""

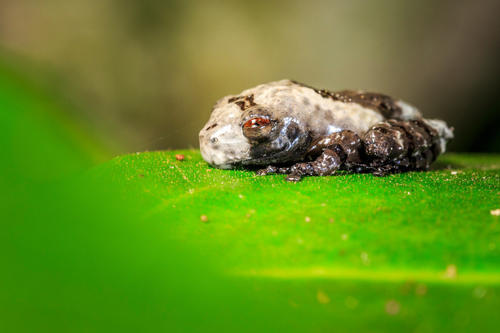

left=242, top=117, right=272, bottom=140
left=243, top=117, right=270, bottom=128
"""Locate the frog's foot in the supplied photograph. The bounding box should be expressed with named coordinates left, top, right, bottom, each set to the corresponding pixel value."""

left=285, top=148, right=344, bottom=182
left=256, top=165, right=292, bottom=176
left=256, top=165, right=278, bottom=176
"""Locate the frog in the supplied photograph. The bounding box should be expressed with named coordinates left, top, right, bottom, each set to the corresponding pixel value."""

left=199, top=79, right=453, bottom=181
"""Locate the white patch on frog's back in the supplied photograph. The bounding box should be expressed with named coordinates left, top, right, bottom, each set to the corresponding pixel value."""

left=251, top=80, right=385, bottom=138
left=395, top=100, right=422, bottom=120
left=424, top=119, right=454, bottom=153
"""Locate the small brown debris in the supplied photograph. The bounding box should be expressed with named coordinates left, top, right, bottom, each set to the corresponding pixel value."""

left=415, top=283, right=427, bottom=296
left=317, top=290, right=330, bottom=304
left=138, top=174, right=144, bottom=178
left=200, top=215, right=208, bottom=222
left=385, top=299, right=400, bottom=315
left=175, top=154, right=185, bottom=161
left=305, top=216, right=311, bottom=223
left=444, top=264, right=457, bottom=279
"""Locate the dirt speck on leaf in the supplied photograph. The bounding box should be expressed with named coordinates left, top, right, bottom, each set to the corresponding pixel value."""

left=317, top=290, right=330, bottom=304
left=444, top=264, right=457, bottom=279
left=415, top=284, right=427, bottom=296
left=385, top=299, right=400, bottom=315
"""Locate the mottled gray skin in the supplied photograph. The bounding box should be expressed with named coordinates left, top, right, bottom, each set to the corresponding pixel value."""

left=199, top=80, right=453, bottom=180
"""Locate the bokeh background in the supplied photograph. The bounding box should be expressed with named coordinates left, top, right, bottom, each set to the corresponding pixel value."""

left=1, top=0, right=499, bottom=154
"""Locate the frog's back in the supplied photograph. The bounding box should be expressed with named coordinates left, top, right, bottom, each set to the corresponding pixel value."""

left=235, top=79, right=421, bottom=140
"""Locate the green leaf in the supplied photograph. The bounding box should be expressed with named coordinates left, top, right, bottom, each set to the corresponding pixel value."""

left=95, top=150, right=500, bottom=331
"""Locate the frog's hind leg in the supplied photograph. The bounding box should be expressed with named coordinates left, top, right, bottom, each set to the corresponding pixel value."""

left=256, top=165, right=280, bottom=176
left=362, top=119, right=442, bottom=176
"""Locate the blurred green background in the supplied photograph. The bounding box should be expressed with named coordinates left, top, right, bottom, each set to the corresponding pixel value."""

left=1, top=0, right=499, bottom=154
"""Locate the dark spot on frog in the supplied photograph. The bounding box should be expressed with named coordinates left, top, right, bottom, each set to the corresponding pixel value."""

left=235, top=100, right=246, bottom=110
left=302, top=97, right=310, bottom=105
left=312, top=107, right=334, bottom=123
left=210, top=137, right=218, bottom=144
left=286, top=121, right=301, bottom=139
left=324, top=111, right=334, bottom=122
left=230, top=94, right=257, bottom=111
left=212, top=145, right=220, bottom=150
left=329, top=90, right=402, bottom=119
left=290, top=80, right=403, bottom=119
left=314, top=104, right=321, bottom=111
left=205, top=123, right=218, bottom=131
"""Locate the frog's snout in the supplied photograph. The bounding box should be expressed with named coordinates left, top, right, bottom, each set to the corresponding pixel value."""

left=199, top=122, right=251, bottom=169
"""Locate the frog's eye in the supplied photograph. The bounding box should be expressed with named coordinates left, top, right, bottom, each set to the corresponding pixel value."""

left=242, top=117, right=272, bottom=140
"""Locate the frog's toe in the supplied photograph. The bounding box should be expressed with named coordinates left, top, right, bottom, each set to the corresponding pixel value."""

left=256, top=165, right=278, bottom=176
left=285, top=173, right=302, bottom=182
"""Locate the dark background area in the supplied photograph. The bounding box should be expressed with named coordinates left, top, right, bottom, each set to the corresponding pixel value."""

left=1, top=0, right=499, bottom=154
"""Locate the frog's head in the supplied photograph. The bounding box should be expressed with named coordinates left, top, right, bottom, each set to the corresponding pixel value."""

left=199, top=105, right=310, bottom=169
